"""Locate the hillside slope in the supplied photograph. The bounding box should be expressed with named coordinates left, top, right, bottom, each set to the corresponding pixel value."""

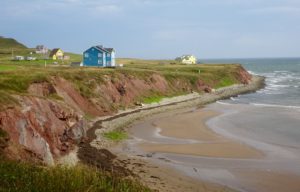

left=0, top=36, right=27, bottom=49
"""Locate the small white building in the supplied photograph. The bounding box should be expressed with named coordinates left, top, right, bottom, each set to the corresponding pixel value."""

left=176, top=55, right=197, bottom=64
left=14, top=56, right=24, bottom=61
left=35, top=45, right=49, bottom=54
left=26, top=56, right=37, bottom=61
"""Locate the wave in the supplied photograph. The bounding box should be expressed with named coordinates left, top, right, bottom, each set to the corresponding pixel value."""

left=216, top=101, right=232, bottom=105
left=248, top=70, right=258, bottom=75
left=268, top=84, right=290, bottom=88
left=273, top=70, right=289, bottom=73
left=250, top=103, right=300, bottom=109
left=230, top=96, right=239, bottom=101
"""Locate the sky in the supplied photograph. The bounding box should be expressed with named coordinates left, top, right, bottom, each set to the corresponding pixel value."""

left=1, top=0, right=300, bottom=59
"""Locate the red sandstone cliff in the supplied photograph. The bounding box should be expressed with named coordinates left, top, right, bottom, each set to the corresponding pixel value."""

left=0, top=66, right=252, bottom=164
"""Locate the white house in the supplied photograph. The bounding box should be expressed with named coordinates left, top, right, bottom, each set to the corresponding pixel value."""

left=176, top=55, right=197, bottom=64
left=35, top=45, right=49, bottom=54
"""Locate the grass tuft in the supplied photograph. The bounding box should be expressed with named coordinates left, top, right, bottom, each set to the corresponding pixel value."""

left=215, top=76, right=236, bottom=88
left=142, top=95, right=164, bottom=104
left=103, top=130, right=128, bottom=141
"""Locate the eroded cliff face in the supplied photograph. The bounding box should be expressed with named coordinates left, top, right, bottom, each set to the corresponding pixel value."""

left=0, top=96, right=86, bottom=165
left=0, top=68, right=252, bottom=164
left=236, top=66, right=252, bottom=84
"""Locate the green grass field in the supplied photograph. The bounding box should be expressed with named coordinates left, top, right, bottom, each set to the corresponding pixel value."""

left=0, top=65, right=17, bottom=71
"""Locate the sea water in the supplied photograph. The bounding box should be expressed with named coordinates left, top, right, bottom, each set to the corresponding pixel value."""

left=202, top=58, right=300, bottom=151
left=203, top=57, right=300, bottom=107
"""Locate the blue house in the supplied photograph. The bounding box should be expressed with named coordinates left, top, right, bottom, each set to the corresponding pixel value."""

left=83, top=45, right=116, bottom=67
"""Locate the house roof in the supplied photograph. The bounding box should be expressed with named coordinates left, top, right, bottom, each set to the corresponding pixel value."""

left=104, top=48, right=114, bottom=52
left=179, top=55, right=196, bottom=60
left=93, top=46, right=115, bottom=53
left=49, top=48, right=62, bottom=57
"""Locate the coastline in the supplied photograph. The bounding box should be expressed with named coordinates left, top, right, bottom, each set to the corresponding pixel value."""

left=124, top=105, right=300, bottom=192
left=91, top=75, right=265, bottom=149
left=76, top=75, right=265, bottom=192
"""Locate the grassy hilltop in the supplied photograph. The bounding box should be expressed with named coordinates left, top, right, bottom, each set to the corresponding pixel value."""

left=0, top=36, right=27, bottom=49
left=0, top=36, right=82, bottom=65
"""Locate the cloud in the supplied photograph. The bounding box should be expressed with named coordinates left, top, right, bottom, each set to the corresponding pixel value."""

left=0, top=1, right=42, bottom=18
left=91, top=4, right=121, bottom=14
left=0, top=0, right=123, bottom=19
left=246, top=6, right=300, bottom=16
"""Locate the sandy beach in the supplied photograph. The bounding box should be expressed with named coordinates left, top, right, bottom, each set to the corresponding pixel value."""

left=138, top=109, right=263, bottom=159
left=122, top=102, right=300, bottom=192
left=114, top=152, right=235, bottom=192
left=87, top=75, right=300, bottom=192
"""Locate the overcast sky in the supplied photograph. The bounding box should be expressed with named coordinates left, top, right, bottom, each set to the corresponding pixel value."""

left=1, top=0, right=300, bottom=59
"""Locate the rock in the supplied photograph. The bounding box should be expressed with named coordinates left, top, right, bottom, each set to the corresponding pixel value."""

left=117, top=84, right=126, bottom=96
left=0, top=97, right=86, bottom=165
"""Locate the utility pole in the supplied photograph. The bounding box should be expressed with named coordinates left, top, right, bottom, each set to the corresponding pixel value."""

left=43, top=50, right=48, bottom=67
left=11, top=48, right=14, bottom=59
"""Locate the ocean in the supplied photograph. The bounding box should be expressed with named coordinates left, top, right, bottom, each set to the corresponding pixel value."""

left=203, top=58, right=300, bottom=149
left=203, top=57, right=300, bottom=107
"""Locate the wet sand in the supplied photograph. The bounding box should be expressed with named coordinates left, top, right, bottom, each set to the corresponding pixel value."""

left=235, top=170, right=300, bottom=192
left=126, top=106, right=300, bottom=192
left=115, top=153, right=235, bottom=192
left=139, top=109, right=263, bottom=159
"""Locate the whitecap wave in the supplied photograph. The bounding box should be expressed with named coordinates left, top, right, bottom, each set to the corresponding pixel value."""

left=216, top=101, right=232, bottom=105
left=248, top=70, right=258, bottom=75
left=250, top=103, right=300, bottom=109
left=230, top=96, right=239, bottom=101
left=274, top=70, right=289, bottom=73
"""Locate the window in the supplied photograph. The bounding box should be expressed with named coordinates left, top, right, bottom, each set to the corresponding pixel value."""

left=98, top=53, right=103, bottom=57
left=98, top=59, right=102, bottom=64
left=84, top=53, right=89, bottom=58
left=107, top=53, right=111, bottom=57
